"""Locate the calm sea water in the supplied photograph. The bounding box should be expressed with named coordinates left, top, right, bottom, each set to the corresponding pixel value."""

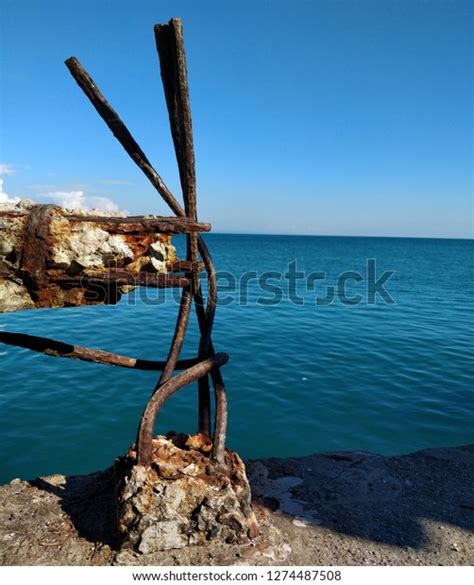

left=0, top=234, right=472, bottom=483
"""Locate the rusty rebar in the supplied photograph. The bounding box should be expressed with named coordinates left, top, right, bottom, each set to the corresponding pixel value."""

left=54, top=269, right=191, bottom=289
left=157, top=287, right=193, bottom=384
left=66, top=214, right=211, bottom=233
left=154, top=19, right=214, bottom=436
left=65, top=57, right=184, bottom=219
left=154, top=19, right=197, bottom=220
left=66, top=32, right=228, bottom=463
left=136, top=353, right=229, bottom=465
left=0, top=332, right=200, bottom=371
left=211, top=368, right=228, bottom=464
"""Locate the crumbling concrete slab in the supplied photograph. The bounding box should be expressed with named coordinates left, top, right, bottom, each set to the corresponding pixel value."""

left=0, top=444, right=473, bottom=565
left=0, top=200, right=180, bottom=312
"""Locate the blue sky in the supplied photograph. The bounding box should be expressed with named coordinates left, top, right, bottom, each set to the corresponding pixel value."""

left=0, top=0, right=472, bottom=237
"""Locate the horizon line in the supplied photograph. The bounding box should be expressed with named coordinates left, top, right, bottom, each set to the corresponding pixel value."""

left=204, top=231, right=474, bottom=241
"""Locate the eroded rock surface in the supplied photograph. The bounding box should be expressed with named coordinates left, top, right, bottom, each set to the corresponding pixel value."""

left=115, top=434, right=259, bottom=554
left=0, top=200, right=176, bottom=312
left=0, top=445, right=473, bottom=566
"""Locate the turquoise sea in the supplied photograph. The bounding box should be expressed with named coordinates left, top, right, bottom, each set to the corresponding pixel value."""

left=0, top=234, right=473, bottom=484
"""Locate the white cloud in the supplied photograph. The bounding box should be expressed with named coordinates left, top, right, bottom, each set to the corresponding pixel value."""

left=0, top=163, right=16, bottom=176
left=47, top=190, right=123, bottom=214
left=48, top=190, right=85, bottom=208
left=0, top=161, right=125, bottom=213
left=0, top=178, right=20, bottom=204
left=87, top=196, right=121, bottom=212
left=0, top=162, right=20, bottom=203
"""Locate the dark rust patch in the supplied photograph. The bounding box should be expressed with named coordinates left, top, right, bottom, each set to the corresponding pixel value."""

left=20, top=205, right=58, bottom=287
left=19, top=205, right=60, bottom=306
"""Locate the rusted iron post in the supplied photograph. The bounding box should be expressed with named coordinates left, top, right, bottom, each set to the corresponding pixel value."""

left=0, top=20, right=237, bottom=476
left=0, top=22, right=253, bottom=553
left=154, top=19, right=212, bottom=437
left=64, top=19, right=229, bottom=465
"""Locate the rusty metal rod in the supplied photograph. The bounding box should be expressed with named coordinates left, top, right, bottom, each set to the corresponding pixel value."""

left=145, top=21, right=201, bottom=431
left=64, top=55, right=218, bottom=354
left=136, top=352, right=229, bottom=465
left=154, top=19, right=197, bottom=220
left=64, top=57, right=216, bottom=310
left=135, top=280, right=193, bottom=451
left=53, top=270, right=191, bottom=289
left=65, top=56, right=185, bottom=219
left=66, top=214, right=211, bottom=233
left=157, top=286, right=193, bottom=384
left=0, top=331, right=200, bottom=371
left=153, top=20, right=202, bottom=423
left=211, top=369, right=228, bottom=464
left=64, top=57, right=217, bottom=321
left=65, top=52, right=227, bottom=461
left=167, top=259, right=204, bottom=273
left=155, top=20, right=214, bottom=436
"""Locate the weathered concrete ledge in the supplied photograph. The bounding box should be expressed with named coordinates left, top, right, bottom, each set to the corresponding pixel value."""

left=0, top=444, right=473, bottom=566
left=0, top=200, right=209, bottom=312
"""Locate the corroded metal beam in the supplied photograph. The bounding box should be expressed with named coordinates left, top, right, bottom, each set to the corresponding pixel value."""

left=0, top=331, right=200, bottom=371
left=65, top=19, right=230, bottom=465
left=53, top=270, right=190, bottom=288
left=154, top=20, right=213, bottom=438
left=65, top=56, right=185, bottom=218
left=1, top=20, right=233, bottom=479
left=66, top=214, right=210, bottom=234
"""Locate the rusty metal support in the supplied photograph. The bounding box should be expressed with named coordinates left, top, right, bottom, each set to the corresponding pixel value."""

left=136, top=353, right=229, bottom=465
left=0, top=331, right=201, bottom=371
left=159, top=288, right=193, bottom=383
left=211, top=368, right=228, bottom=464
left=154, top=19, right=213, bottom=437
left=66, top=214, right=210, bottom=233
left=65, top=18, right=229, bottom=466
left=0, top=19, right=232, bottom=475
left=65, top=57, right=184, bottom=219
left=53, top=270, right=191, bottom=289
